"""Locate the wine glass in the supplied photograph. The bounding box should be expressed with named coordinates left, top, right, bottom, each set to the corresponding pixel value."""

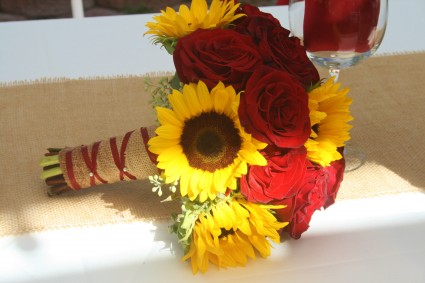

left=288, top=0, right=388, bottom=171
left=288, top=0, right=388, bottom=82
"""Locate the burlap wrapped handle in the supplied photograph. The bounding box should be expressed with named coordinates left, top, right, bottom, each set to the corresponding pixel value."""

left=41, top=126, right=158, bottom=195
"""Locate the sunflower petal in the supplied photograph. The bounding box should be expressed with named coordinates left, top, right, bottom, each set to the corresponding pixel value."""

left=156, top=107, right=183, bottom=127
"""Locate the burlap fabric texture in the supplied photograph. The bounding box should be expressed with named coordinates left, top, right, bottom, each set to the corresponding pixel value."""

left=58, top=126, right=158, bottom=190
left=0, top=53, right=424, bottom=236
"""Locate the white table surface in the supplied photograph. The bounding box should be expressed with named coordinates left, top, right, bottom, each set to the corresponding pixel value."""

left=1, top=1, right=425, bottom=283
left=1, top=1, right=425, bottom=83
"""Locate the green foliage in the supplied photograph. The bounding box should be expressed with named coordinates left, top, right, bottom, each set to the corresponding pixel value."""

left=308, top=78, right=326, bottom=92
left=169, top=197, right=212, bottom=252
left=150, top=37, right=178, bottom=55
left=144, top=73, right=182, bottom=113
left=169, top=194, right=232, bottom=253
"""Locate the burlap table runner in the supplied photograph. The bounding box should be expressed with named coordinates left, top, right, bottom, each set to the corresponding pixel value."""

left=1, top=53, right=424, bottom=236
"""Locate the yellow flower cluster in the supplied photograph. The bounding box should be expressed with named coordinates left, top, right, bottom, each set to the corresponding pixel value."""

left=182, top=195, right=287, bottom=274
left=305, top=77, right=353, bottom=167
left=145, top=0, right=244, bottom=40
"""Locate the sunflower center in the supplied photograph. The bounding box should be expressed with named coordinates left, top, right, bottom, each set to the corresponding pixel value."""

left=181, top=112, right=242, bottom=172
left=197, top=129, right=223, bottom=156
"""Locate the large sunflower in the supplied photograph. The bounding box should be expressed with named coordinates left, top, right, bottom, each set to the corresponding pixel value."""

left=148, top=81, right=267, bottom=202
left=145, top=0, right=244, bottom=41
left=181, top=194, right=287, bottom=274
left=305, top=77, right=353, bottom=167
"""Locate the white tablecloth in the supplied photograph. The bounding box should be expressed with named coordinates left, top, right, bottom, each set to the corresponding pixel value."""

left=1, top=1, right=425, bottom=283
left=1, top=1, right=425, bottom=83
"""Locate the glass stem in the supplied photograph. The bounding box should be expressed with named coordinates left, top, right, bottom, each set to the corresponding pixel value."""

left=329, top=67, right=340, bottom=82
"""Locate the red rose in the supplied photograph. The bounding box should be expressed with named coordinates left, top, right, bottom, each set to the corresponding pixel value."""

left=233, top=4, right=319, bottom=89
left=274, top=155, right=346, bottom=239
left=234, top=4, right=282, bottom=41
left=239, top=66, right=311, bottom=148
left=241, top=146, right=307, bottom=203
left=173, top=29, right=263, bottom=91
left=260, top=31, right=320, bottom=89
left=273, top=162, right=327, bottom=239
left=239, top=4, right=279, bottom=22
left=323, top=148, right=346, bottom=208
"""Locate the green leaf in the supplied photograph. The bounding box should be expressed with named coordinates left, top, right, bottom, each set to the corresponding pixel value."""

left=170, top=73, right=181, bottom=90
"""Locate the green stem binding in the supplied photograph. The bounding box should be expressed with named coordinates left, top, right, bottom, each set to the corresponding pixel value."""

left=40, top=148, right=73, bottom=196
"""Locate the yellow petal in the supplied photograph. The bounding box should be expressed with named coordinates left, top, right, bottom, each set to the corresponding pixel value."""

left=156, top=107, right=183, bottom=127
left=168, top=90, right=190, bottom=121
left=155, top=124, right=182, bottom=139
left=213, top=89, right=229, bottom=114
left=197, top=81, right=213, bottom=112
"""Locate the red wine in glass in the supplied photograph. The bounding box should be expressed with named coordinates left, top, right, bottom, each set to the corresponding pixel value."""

left=289, top=0, right=387, bottom=81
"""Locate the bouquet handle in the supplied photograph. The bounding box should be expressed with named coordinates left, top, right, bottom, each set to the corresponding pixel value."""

left=40, top=126, right=158, bottom=195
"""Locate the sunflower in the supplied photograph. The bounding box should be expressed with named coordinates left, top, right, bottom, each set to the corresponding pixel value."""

left=145, top=0, right=244, bottom=42
left=181, top=194, right=287, bottom=274
left=148, top=81, right=267, bottom=202
left=305, top=77, right=353, bottom=167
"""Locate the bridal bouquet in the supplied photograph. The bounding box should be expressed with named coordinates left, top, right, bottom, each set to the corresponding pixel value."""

left=40, top=0, right=352, bottom=274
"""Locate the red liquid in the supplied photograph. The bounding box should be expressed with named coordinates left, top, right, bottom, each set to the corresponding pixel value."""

left=304, top=0, right=380, bottom=53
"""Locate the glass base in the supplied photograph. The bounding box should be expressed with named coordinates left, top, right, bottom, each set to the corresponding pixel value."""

left=344, top=143, right=366, bottom=172
left=308, top=50, right=372, bottom=71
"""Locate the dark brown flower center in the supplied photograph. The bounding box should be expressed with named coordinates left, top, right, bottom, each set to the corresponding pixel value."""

left=180, top=112, right=242, bottom=172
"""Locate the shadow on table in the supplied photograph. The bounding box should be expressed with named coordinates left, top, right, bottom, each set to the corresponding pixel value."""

left=96, top=179, right=181, bottom=221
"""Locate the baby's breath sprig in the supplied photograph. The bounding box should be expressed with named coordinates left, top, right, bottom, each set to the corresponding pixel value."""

left=144, top=74, right=182, bottom=112
left=148, top=174, right=179, bottom=201
left=149, top=174, right=164, bottom=196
